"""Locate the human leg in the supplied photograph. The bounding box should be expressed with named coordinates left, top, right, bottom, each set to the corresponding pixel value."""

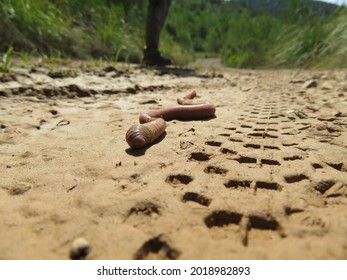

left=143, top=0, right=172, bottom=65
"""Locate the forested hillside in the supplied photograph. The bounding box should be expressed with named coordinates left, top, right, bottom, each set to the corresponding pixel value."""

left=0, top=0, right=346, bottom=68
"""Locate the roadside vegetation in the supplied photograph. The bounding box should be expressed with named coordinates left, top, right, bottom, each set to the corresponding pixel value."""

left=0, top=0, right=346, bottom=70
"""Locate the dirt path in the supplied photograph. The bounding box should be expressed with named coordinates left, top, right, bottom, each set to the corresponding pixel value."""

left=0, top=63, right=346, bottom=259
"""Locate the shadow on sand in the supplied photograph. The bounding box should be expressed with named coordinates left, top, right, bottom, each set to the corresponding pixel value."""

left=125, top=131, right=167, bottom=156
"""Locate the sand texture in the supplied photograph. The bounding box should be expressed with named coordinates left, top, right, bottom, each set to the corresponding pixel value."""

left=0, top=63, right=347, bottom=260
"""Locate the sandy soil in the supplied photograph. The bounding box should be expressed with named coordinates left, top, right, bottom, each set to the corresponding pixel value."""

left=0, top=62, right=346, bottom=260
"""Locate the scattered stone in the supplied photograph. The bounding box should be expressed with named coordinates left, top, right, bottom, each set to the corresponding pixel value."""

left=321, top=82, right=333, bottom=90
left=286, top=109, right=308, bottom=119
left=7, top=183, right=32, bottom=196
left=303, top=79, right=317, bottom=89
left=70, top=238, right=91, bottom=260
left=334, top=111, right=347, bottom=117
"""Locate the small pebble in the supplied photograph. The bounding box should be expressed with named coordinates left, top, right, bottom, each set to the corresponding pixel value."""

left=70, top=238, right=90, bottom=260
left=303, top=79, right=317, bottom=89
left=321, top=81, right=333, bottom=90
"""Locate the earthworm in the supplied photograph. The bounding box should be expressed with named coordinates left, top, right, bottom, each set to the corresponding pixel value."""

left=125, top=91, right=216, bottom=149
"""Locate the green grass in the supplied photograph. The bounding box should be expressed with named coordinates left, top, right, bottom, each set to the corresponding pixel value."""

left=0, top=46, right=13, bottom=72
left=0, top=0, right=146, bottom=62
left=314, top=8, right=347, bottom=68
left=266, top=8, right=347, bottom=68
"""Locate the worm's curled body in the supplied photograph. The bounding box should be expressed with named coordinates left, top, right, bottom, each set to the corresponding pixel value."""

left=139, top=102, right=215, bottom=123
left=125, top=91, right=215, bottom=149
left=126, top=118, right=166, bottom=149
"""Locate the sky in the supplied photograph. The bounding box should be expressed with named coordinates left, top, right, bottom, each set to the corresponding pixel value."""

left=225, top=0, right=347, bottom=4
left=319, top=0, right=347, bottom=5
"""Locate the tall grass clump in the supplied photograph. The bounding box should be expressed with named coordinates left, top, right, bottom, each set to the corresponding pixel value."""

left=219, top=0, right=346, bottom=69
left=268, top=21, right=327, bottom=68
left=314, top=8, right=347, bottom=68
left=267, top=6, right=346, bottom=68
left=0, top=0, right=72, bottom=53
left=0, top=0, right=191, bottom=64
left=0, top=46, right=13, bottom=72
left=0, top=0, right=147, bottom=61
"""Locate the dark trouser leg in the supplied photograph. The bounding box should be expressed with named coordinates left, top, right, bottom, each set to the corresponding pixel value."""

left=144, top=0, right=171, bottom=59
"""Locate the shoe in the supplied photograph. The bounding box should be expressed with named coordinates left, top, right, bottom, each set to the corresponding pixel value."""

left=142, top=49, right=172, bottom=66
